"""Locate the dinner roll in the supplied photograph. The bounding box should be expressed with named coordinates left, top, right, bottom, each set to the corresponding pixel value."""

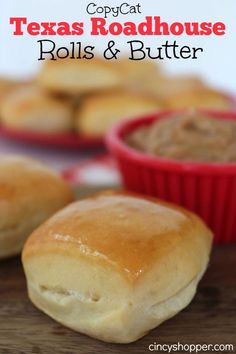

left=114, top=59, right=162, bottom=91
left=22, top=191, right=212, bottom=343
left=0, top=85, right=73, bottom=133
left=76, top=92, right=161, bottom=136
left=0, top=78, right=19, bottom=102
left=141, top=74, right=205, bottom=100
left=0, top=155, right=74, bottom=259
left=38, top=58, right=123, bottom=95
left=165, top=86, right=230, bottom=110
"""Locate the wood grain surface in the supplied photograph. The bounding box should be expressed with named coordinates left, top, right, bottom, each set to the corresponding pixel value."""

left=0, top=246, right=235, bottom=354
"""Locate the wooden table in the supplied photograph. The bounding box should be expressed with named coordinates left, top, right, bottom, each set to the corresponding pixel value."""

left=0, top=246, right=235, bottom=354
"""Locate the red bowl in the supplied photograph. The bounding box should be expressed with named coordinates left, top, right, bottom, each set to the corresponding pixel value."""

left=106, top=110, right=236, bottom=243
left=0, top=126, right=104, bottom=149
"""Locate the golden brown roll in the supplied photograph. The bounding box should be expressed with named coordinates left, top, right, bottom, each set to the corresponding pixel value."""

left=165, top=86, right=231, bottom=110
left=0, top=78, right=25, bottom=109
left=141, top=74, right=231, bottom=110
left=0, top=155, right=74, bottom=259
left=76, top=92, right=162, bottom=136
left=0, top=85, right=74, bottom=133
left=0, top=78, right=22, bottom=124
left=22, top=190, right=212, bottom=343
left=38, top=58, right=123, bottom=95
left=141, top=74, right=205, bottom=100
left=114, top=58, right=162, bottom=91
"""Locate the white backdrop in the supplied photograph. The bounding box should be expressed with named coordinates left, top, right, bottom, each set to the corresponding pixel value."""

left=1, top=0, right=236, bottom=93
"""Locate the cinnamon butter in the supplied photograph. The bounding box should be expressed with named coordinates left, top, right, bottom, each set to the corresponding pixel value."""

left=126, top=113, right=236, bottom=162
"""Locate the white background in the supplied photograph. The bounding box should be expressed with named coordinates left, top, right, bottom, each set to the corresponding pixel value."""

left=0, top=0, right=236, bottom=93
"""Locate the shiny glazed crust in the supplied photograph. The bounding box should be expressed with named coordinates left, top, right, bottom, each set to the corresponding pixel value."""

left=22, top=190, right=212, bottom=343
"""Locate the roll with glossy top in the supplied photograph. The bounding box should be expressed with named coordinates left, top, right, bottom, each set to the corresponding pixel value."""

left=22, top=190, right=212, bottom=343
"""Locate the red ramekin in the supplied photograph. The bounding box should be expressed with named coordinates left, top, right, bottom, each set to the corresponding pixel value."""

left=106, top=110, right=236, bottom=243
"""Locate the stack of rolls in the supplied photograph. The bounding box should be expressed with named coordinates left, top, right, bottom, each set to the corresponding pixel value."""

left=0, top=57, right=232, bottom=138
